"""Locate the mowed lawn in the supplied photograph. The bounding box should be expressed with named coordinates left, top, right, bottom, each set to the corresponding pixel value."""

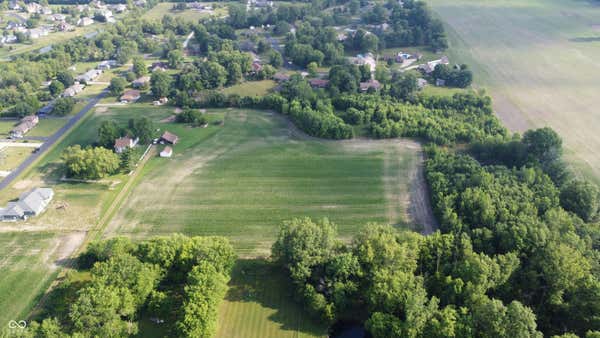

left=429, top=0, right=600, bottom=182
left=216, top=260, right=328, bottom=338
left=107, top=108, right=419, bottom=255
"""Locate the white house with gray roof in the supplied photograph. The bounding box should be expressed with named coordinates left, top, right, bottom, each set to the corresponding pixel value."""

left=0, top=188, right=54, bottom=222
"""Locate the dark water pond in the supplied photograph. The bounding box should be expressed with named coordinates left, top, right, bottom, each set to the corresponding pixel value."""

left=330, top=321, right=368, bottom=338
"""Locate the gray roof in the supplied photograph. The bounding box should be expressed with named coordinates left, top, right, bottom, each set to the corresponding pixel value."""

left=0, top=188, right=54, bottom=220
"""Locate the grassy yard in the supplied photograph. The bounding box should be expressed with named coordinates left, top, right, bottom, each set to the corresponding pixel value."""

left=107, top=108, right=420, bottom=256
left=0, top=120, right=16, bottom=136
left=430, top=0, right=600, bottom=183
left=0, top=147, right=34, bottom=171
left=142, top=2, right=228, bottom=22
left=222, top=80, right=277, bottom=97
left=27, top=118, right=68, bottom=138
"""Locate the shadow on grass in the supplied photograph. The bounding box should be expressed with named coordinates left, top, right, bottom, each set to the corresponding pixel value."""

left=224, top=258, right=328, bottom=336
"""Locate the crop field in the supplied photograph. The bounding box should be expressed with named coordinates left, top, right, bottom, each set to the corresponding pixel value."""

left=142, top=2, right=228, bottom=22
left=429, top=0, right=600, bottom=181
left=106, top=108, right=423, bottom=256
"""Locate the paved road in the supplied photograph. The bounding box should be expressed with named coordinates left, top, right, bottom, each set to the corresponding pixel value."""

left=0, top=89, right=108, bottom=191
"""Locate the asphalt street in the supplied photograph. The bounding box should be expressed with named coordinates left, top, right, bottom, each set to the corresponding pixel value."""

left=0, top=89, right=108, bottom=191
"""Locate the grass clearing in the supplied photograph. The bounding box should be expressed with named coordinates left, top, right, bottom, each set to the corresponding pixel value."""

left=215, top=259, right=328, bottom=338
left=107, top=108, right=421, bottom=256
left=430, top=0, right=600, bottom=183
left=142, top=2, right=228, bottom=22
left=222, top=80, right=277, bottom=96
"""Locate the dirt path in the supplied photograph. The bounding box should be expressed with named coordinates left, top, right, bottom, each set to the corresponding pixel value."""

left=408, top=151, right=439, bottom=234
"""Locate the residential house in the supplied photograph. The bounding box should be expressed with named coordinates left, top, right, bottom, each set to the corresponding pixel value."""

left=77, top=17, right=94, bottom=27
left=150, top=62, right=168, bottom=72
left=76, top=69, right=102, bottom=83
left=251, top=62, right=263, bottom=73
left=38, top=103, right=54, bottom=115
left=6, top=22, right=23, bottom=31
left=56, top=21, right=74, bottom=32
left=359, top=79, right=382, bottom=92
left=152, top=97, right=169, bottom=106
left=49, top=14, right=66, bottom=21
left=112, top=4, right=128, bottom=13
left=98, top=60, right=118, bottom=70
left=27, top=27, right=49, bottom=39
left=134, top=0, right=147, bottom=7
left=10, top=115, right=39, bottom=138
left=1, top=35, right=17, bottom=44
left=63, top=82, right=85, bottom=97
left=273, top=73, right=290, bottom=82
left=114, top=136, right=138, bottom=153
left=24, top=2, right=42, bottom=14
left=417, top=78, right=428, bottom=89
left=120, top=89, right=141, bottom=103
left=8, top=0, right=21, bottom=11
left=353, top=53, right=377, bottom=77
left=309, top=78, right=329, bottom=88
left=132, top=76, right=150, bottom=88
left=160, top=131, right=179, bottom=145
left=419, top=56, right=450, bottom=74
left=435, top=78, right=446, bottom=87
left=159, top=146, right=173, bottom=158
left=0, top=188, right=54, bottom=222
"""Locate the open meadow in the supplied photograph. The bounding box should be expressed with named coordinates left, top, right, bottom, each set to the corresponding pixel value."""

left=430, top=0, right=600, bottom=182
left=106, top=108, right=424, bottom=256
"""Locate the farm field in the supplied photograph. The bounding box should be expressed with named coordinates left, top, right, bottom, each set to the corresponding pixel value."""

left=429, top=0, right=600, bottom=182
left=106, top=108, right=423, bottom=256
left=142, top=2, right=228, bottom=22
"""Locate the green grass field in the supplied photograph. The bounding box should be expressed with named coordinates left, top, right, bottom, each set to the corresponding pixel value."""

left=216, top=259, right=327, bottom=338
left=430, top=0, right=600, bottom=182
left=142, top=2, right=228, bottom=22
left=107, top=108, right=419, bottom=256
left=222, top=80, right=277, bottom=96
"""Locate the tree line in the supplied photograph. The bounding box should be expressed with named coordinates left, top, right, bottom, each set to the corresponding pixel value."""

left=22, top=234, right=236, bottom=338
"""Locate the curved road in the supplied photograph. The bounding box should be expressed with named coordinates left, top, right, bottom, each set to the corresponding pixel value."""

left=0, top=89, right=108, bottom=191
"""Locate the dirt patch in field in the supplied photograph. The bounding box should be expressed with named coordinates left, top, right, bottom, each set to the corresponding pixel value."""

left=49, top=232, right=86, bottom=269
